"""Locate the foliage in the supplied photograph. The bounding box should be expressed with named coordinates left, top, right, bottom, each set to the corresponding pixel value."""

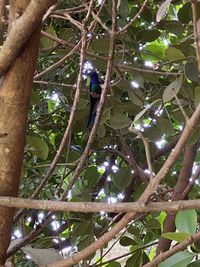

left=7, top=0, right=200, bottom=266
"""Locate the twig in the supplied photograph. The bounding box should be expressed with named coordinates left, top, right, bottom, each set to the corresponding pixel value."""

left=34, top=40, right=81, bottom=80
left=174, top=93, right=189, bottom=121
left=191, top=0, right=200, bottom=71
left=119, top=0, right=149, bottom=34
left=93, top=241, right=158, bottom=267
left=117, top=131, right=148, bottom=183
left=129, top=128, right=154, bottom=179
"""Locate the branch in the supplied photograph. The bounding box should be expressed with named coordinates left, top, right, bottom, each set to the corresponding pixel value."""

left=4, top=197, right=200, bottom=213
left=61, top=0, right=117, bottom=200
left=143, top=231, right=200, bottom=267
left=191, top=0, right=200, bottom=71
left=0, top=0, right=59, bottom=76
left=156, top=143, right=198, bottom=255
left=118, top=0, right=149, bottom=34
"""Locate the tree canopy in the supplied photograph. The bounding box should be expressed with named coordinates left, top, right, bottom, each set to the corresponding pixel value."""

left=1, top=0, right=200, bottom=266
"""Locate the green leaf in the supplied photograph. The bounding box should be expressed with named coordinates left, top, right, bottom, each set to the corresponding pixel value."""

left=158, top=251, right=194, bottom=267
left=185, top=62, right=199, bottom=82
left=97, top=124, right=106, bottom=138
left=187, top=260, right=200, bottom=267
left=136, top=29, right=160, bottom=43
left=110, top=113, right=132, bottom=129
left=125, top=251, right=143, bottom=267
left=133, top=99, right=161, bottom=124
left=175, top=210, right=197, bottom=235
left=91, top=37, right=110, bottom=54
left=156, top=0, right=172, bottom=22
left=112, top=166, right=132, bottom=191
left=165, top=47, right=185, bottom=61
left=142, top=41, right=166, bottom=62
left=194, top=86, right=200, bottom=108
left=164, top=21, right=185, bottom=36
left=120, top=236, right=137, bottom=246
left=187, top=126, right=200, bottom=146
left=178, top=2, right=191, bottom=24
left=146, top=219, right=161, bottom=230
left=162, top=232, right=190, bottom=243
left=163, top=76, right=183, bottom=102
left=27, top=136, right=49, bottom=160
left=157, top=117, right=175, bottom=135
left=105, top=262, right=121, bottom=267
left=84, top=166, right=100, bottom=188
left=41, top=25, right=57, bottom=48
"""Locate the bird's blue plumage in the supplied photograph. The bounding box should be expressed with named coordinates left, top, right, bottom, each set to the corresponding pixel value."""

left=87, top=71, right=102, bottom=128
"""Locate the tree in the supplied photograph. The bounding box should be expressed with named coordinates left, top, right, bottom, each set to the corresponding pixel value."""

left=1, top=0, right=200, bottom=266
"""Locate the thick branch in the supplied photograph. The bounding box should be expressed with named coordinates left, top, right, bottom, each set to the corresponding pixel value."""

left=0, top=0, right=58, bottom=76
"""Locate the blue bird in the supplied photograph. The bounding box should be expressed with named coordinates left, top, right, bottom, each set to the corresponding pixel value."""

left=87, top=70, right=102, bottom=128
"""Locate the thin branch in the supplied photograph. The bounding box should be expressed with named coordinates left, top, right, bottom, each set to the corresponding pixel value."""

left=61, top=0, right=117, bottom=201
left=174, top=93, right=189, bottom=121
left=143, top=231, right=200, bottom=267
left=34, top=41, right=81, bottom=80
left=129, top=129, right=154, bottom=179
left=93, top=241, right=158, bottom=267
left=119, top=0, right=149, bottom=34
left=39, top=31, right=181, bottom=77
left=117, top=131, right=148, bottom=183
left=191, top=0, right=200, bottom=71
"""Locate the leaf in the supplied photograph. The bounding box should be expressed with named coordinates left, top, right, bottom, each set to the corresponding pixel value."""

left=164, top=21, right=185, bottom=36
left=187, top=260, right=200, bottom=267
left=165, top=47, right=185, bottom=60
left=27, top=136, right=49, bottom=160
left=162, top=232, right=190, bottom=243
left=158, top=251, right=194, bottom=267
left=163, top=76, right=183, bottom=102
left=157, top=117, right=175, bottom=135
left=97, top=124, right=106, bottom=138
left=146, top=219, right=161, bottom=230
left=142, top=41, right=166, bottom=62
left=185, top=62, right=199, bottom=82
left=110, top=113, right=132, bottom=129
left=187, top=126, right=200, bottom=146
left=84, top=166, right=100, bottom=188
left=178, top=2, right=191, bottom=24
left=175, top=210, right=197, bottom=235
left=156, top=0, right=172, bottom=22
left=125, top=251, right=143, bottom=267
left=194, top=86, right=200, bottom=108
left=91, top=37, right=110, bottom=54
left=136, top=29, right=160, bottom=43
left=41, top=25, right=57, bottom=48
left=106, top=262, right=121, bottom=267
left=133, top=99, right=161, bottom=124
left=22, top=246, right=63, bottom=265
left=119, top=236, right=137, bottom=246
left=112, top=166, right=132, bottom=191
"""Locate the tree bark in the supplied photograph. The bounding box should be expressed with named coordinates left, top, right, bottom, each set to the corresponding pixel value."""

left=0, top=0, right=41, bottom=264
left=156, top=143, right=198, bottom=256
left=0, top=0, right=6, bottom=43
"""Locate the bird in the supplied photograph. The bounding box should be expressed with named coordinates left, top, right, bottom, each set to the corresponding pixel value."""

left=87, top=70, right=102, bottom=128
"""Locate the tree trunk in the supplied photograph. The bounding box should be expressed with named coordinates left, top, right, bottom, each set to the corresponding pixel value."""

left=0, top=0, right=41, bottom=264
